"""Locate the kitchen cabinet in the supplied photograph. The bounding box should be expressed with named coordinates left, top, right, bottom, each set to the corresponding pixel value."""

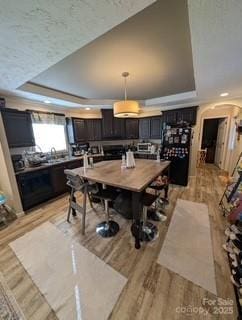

left=162, top=107, right=198, bottom=126
left=139, top=118, right=150, bottom=140
left=51, top=160, right=81, bottom=195
left=101, top=109, right=125, bottom=139
left=161, top=110, right=177, bottom=125
left=51, top=164, right=68, bottom=195
left=150, top=117, right=161, bottom=139
left=113, top=117, right=125, bottom=139
left=17, top=159, right=82, bottom=210
left=101, top=109, right=113, bottom=139
left=1, top=108, right=35, bottom=148
left=67, top=118, right=86, bottom=143
left=16, top=168, right=53, bottom=211
left=176, top=107, right=197, bottom=125
left=125, top=119, right=139, bottom=139
left=86, top=119, right=102, bottom=141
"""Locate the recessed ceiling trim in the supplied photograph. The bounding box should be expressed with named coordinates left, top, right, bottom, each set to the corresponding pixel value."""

left=145, top=90, right=197, bottom=106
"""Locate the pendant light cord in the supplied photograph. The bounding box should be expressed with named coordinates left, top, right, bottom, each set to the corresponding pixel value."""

left=124, top=76, right=127, bottom=101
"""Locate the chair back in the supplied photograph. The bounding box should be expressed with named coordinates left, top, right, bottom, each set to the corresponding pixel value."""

left=64, top=170, right=86, bottom=192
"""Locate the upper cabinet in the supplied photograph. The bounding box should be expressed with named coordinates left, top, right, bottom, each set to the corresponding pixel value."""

left=1, top=108, right=35, bottom=148
left=125, top=118, right=139, bottom=139
left=162, top=106, right=198, bottom=126
left=67, top=118, right=86, bottom=143
left=139, top=116, right=162, bottom=140
left=150, top=117, right=161, bottom=139
left=67, top=117, right=102, bottom=143
left=101, top=109, right=125, bottom=140
left=86, top=119, right=102, bottom=141
left=176, top=107, right=197, bottom=125
left=139, top=118, right=151, bottom=140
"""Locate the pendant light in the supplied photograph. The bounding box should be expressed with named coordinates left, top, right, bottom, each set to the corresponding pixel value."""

left=113, top=72, right=139, bottom=118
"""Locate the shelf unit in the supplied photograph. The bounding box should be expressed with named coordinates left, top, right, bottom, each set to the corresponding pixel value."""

left=219, top=152, right=242, bottom=216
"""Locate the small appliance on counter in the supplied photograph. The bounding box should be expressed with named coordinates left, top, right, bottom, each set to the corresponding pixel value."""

left=103, top=145, right=124, bottom=160
left=11, top=154, right=25, bottom=172
left=137, top=143, right=152, bottom=153
left=70, top=142, right=90, bottom=157
left=90, top=145, right=100, bottom=154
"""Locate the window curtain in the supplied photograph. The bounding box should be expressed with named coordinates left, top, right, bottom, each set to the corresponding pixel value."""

left=31, top=112, right=65, bottom=125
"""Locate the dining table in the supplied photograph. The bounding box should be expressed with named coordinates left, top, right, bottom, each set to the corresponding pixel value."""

left=71, top=159, right=170, bottom=249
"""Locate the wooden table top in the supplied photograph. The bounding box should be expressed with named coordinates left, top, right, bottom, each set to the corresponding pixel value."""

left=71, top=159, right=170, bottom=192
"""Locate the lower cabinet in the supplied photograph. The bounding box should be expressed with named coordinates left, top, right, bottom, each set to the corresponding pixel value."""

left=17, top=160, right=82, bottom=211
left=51, top=160, right=82, bottom=196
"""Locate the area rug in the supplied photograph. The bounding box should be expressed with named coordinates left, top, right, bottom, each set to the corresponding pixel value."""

left=10, top=222, right=127, bottom=320
left=157, top=199, right=217, bottom=295
left=0, top=272, right=26, bottom=320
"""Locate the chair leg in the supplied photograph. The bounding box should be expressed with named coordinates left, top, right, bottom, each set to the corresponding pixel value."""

left=142, top=206, right=147, bottom=226
left=81, top=187, right=87, bottom=235
left=104, top=199, right=109, bottom=224
left=87, top=192, right=94, bottom=209
left=67, top=189, right=74, bottom=222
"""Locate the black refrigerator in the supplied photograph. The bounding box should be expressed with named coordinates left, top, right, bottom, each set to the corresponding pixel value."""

left=161, top=125, right=192, bottom=186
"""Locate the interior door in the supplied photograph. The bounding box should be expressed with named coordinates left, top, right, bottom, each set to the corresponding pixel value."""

left=214, top=118, right=227, bottom=169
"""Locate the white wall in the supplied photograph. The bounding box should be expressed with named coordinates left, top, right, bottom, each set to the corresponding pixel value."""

left=190, top=101, right=242, bottom=176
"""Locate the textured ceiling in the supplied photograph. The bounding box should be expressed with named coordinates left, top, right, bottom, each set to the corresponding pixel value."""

left=188, top=0, right=242, bottom=100
left=0, top=0, right=155, bottom=91
left=31, top=0, right=195, bottom=100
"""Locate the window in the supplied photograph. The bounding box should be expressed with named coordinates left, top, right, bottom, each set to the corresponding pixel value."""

left=31, top=112, right=67, bottom=153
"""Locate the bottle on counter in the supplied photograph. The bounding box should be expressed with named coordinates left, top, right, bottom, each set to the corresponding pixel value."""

left=156, top=148, right=161, bottom=162
left=83, top=153, right=89, bottom=169
left=121, top=154, right=126, bottom=169
left=89, top=157, right=94, bottom=169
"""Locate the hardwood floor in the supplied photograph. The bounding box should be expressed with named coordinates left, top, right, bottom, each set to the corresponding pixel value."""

left=0, top=165, right=236, bottom=319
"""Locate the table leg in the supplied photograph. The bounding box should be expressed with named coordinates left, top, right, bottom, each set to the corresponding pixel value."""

left=72, top=193, right=77, bottom=217
left=131, top=191, right=142, bottom=249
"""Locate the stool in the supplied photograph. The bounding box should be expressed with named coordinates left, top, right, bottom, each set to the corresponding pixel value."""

left=197, top=149, right=207, bottom=167
left=65, top=170, right=97, bottom=235
left=141, top=193, right=159, bottom=242
left=148, top=184, right=169, bottom=221
left=93, top=188, right=120, bottom=238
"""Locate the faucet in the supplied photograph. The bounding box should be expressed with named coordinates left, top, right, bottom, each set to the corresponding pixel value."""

left=50, top=147, right=57, bottom=160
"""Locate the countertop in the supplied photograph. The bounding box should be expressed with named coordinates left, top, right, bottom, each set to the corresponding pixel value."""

left=71, top=159, right=170, bottom=192
left=15, top=154, right=103, bottom=175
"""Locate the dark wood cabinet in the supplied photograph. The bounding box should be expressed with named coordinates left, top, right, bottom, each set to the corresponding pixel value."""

left=101, top=109, right=114, bottom=139
left=101, top=109, right=125, bottom=139
left=86, top=119, right=102, bottom=141
left=16, top=168, right=53, bottom=210
left=51, top=164, right=67, bottom=195
left=176, top=107, right=197, bottom=125
left=139, top=118, right=151, bottom=140
left=150, top=117, right=161, bottom=139
left=1, top=108, right=35, bottom=148
left=50, top=160, right=81, bottom=195
left=113, top=117, right=125, bottom=139
left=73, top=118, right=86, bottom=142
left=125, top=119, right=139, bottom=139
left=161, top=110, right=177, bottom=125
left=17, top=159, right=82, bottom=210
left=67, top=118, right=86, bottom=143
left=162, top=107, right=198, bottom=126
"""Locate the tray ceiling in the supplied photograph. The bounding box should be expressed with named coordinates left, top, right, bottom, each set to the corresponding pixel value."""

left=0, top=0, right=155, bottom=91
left=31, top=0, right=195, bottom=101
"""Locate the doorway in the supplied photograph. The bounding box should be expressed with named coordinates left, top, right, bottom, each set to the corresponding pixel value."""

left=201, top=117, right=228, bottom=168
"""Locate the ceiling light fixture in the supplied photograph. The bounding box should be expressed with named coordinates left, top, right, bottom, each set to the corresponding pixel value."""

left=220, top=92, right=229, bottom=97
left=44, top=99, right=51, bottom=104
left=113, top=72, right=139, bottom=118
left=85, top=107, right=91, bottom=110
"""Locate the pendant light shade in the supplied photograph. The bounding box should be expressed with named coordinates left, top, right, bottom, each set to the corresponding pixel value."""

left=113, top=100, right=139, bottom=118
left=113, top=72, right=139, bottom=118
